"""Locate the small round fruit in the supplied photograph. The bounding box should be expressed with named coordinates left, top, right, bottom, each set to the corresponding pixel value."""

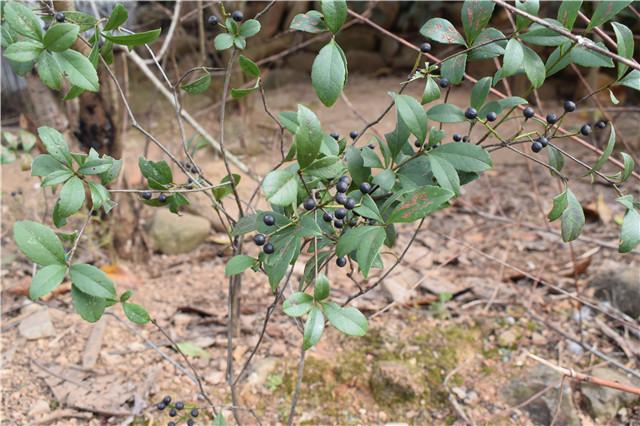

left=439, top=78, right=449, bottom=88
left=158, top=193, right=167, bottom=202
left=462, top=136, right=469, bottom=143
left=344, top=198, right=356, bottom=210
left=339, top=175, right=350, bottom=183
left=453, top=133, right=462, bottom=142
left=263, top=214, right=276, bottom=226
left=323, top=212, right=333, bottom=222
left=330, top=132, right=340, bottom=140
left=207, top=15, right=219, bottom=26
left=336, top=180, right=349, bottom=193
left=334, top=208, right=347, bottom=220
left=141, top=191, right=152, bottom=200
left=368, top=218, right=376, bottom=225
left=191, top=408, right=199, bottom=417
left=414, top=140, right=422, bottom=148
left=54, top=12, right=65, bottom=22
left=465, top=107, right=478, bottom=120
left=334, top=219, right=344, bottom=229
left=523, top=107, right=535, bottom=119
left=157, top=402, right=167, bottom=410
left=531, top=141, right=543, bottom=153
left=187, top=420, right=195, bottom=426
left=359, top=182, right=372, bottom=194
left=349, top=130, right=359, bottom=140
left=563, top=100, right=576, bottom=112
left=546, top=113, right=558, bottom=124
left=336, top=256, right=347, bottom=267
left=335, top=193, right=347, bottom=205
left=580, top=124, right=592, bottom=136
left=231, top=10, right=244, bottom=21
left=175, top=401, right=184, bottom=410
left=595, top=120, right=607, bottom=129
left=420, top=42, right=432, bottom=53
left=253, top=234, right=266, bottom=246
left=303, top=198, right=316, bottom=211
left=168, top=422, right=176, bottom=426
left=169, top=408, right=177, bottom=417
left=486, top=111, right=497, bottom=122
left=263, top=243, right=275, bottom=254
left=162, top=396, right=172, bottom=404
left=538, top=136, right=549, bottom=147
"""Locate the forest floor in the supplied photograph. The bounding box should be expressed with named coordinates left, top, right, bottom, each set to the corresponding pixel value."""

left=1, top=73, right=640, bottom=426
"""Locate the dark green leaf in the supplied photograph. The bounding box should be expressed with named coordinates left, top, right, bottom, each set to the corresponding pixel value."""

left=440, top=53, right=467, bottom=85
left=545, top=42, right=573, bottom=76
left=547, top=145, right=564, bottom=174
left=32, top=154, right=66, bottom=176
left=311, top=40, right=346, bottom=107
left=122, top=302, right=150, bottom=324
left=213, top=174, right=241, bottom=201
left=429, top=155, right=460, bottom=195
left=618, top=200, right=640, bottom=253
left=557, top=0, right=582, bottom=30
left=461, top=0, right=495, bottom=45
left=611, top=22, right=632, bottom=79
left=36, top=51, right=62, bottom=90
left=394, top=94, right=427, bottom=143
left=354, top=194, right=384, bottom=222
left=617, top=152, right=634, bottom=183
left=70, top=263, right=116, bottom=299
left=138, top=157, right=173, bottom=189
left=588, top=1, right=632, bottom=30
left=523, top=45, right=545, bottom=88
left=560, top=189, right=584, bottom=242
left=502, top=38, right=524, bottom=77
left=4, top=40, right=42, bottom=63
left=103, top=29, right=161, bottom=47
left=303, top=306, right=324, bottom=350
left=571, top=44, right=614, bottom=68
left=42, top=169, right=73, bottom=187
left=231, top=214, right=257, bottom=236
left=426, top=104, right=466, bottom=123
left=470, top=77, right=492, bottom=110
left=225, top=255, right=255, bottom=276
left=231, top=82, right=259, bottom=98
left=283, top=292, right=314, bottom=317
left=4, top=2, right=43, bottom=41
left=305, top=156, right=345, bottom=179
left=37, top=127, right=71, bottom=165
left=313, top=273, right=330, bottom=300
left=30, top=264, right=66, bottom=300
left=54, top=50, right=99, bottom=91
left=468, top=27, right=506, bottom=60
left=336, top=226, right=385, bottom=277
left=239, top=55, right=260, bottom=77
left=321, top=0, right=347, bottom=33
left=420, top=18, right=466, bottom=45
left=104, top=4, right=129, bottom=31
left=239, top=19, right=260, bottom=38
left=586, top=125, right=615, bottom=176
left=520, top=19, right=569, bottom=46
left=387, top=186, right=454, bottom=223
left=322, top=301, right=367, bottom=336
left=515, top=0, right=539, bottom=30
left=43, top=23, right=79, bottom=52
left=373, top=169, right=395, bottom=192
left=56, top=176, right=85, bottom=218
left=548, top=189, right=568, bottom=221
left=345, top=145, right=371, bottom=185
left=88, top=182, right=112, bottom=212
left=361, top=146, right=384, bottom=168
left=295, top=105, right=323, bottom=168
left=71, top=285, right=106, bottom=322
left=13, top=221, right=66, bottom=266
left=262, top=169, right=298, bottom=206
left=234, top=35, right=246, bottom=50
left=430, top=142, right=492, bottom=172
left=181, top=71, right=211, bottom=94
left=290, top=11, right=327, bottom=33
left=421, top=77, right=441, bottom=105
left=618, top=70, right=639, bottom=91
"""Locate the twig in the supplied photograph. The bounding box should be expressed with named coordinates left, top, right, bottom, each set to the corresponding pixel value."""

left=143, top=0, right=182, bottom=64
left=67, top=209, right=93, bottom=265
left=287, top=342, right=306, bottom=426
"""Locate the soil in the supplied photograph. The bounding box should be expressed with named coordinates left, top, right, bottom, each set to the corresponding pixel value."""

left=1, top=74, right=639, bottom=426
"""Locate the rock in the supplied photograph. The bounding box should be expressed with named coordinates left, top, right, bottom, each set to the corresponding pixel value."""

left=28, top=399, right=50, bottom=416
left=19, top=306, right=55, bottom=339
left=588, top=261, right=640, bottom=318
left=149, top=210, right=210, bottom=254
left=581, top=367, right=640, bottom=420
left=382, top=269, right=418, bottom=303
left=370, top=360, right=424, bottom=405
left=497, top=329, right=519, bottom=348
left=502, top=365, right=580, bottom=426
left=245, top=358, right=278, bottom=389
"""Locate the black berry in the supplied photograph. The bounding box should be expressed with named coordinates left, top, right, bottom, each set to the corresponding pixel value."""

left=531, top=141, right=543, bottom=153
left=158, top=193, right=167, bottom=203
left=486, top=111, right=497, bottom=122
left=334, top=208, right=347, bottom=220
left=187, top=420, right=195, bottom=426
left=462, top=136, right=469, bottom=143
left=465, top=107, right=478, bottom=120
left=367, top=144, right=375, bottom=150
left=338, top=175, right=350, bottom=184
left=303, top=198, right=316, bottom=211
left=207, top=15, right=219, bottom=26
left=169, top=408, right=177, bottom=417
left=580, top=124, right=592, bottom=136
left=538, top=136, right=549, bottom=147
left=323, top=212, right=333, bottom=222
left=563, top=100, right=576, bottom=112
left=336, top=257, right=347, bottom=267
left=334, top=219, right=344, bottom=229
left=546, top=113, right=558, bottom=125
left=141, top=191, right=152, bottom=200
left=168, top=422, right=176, bottom=426
left=420, top=42, right=432, bottom=53
left=336, top=180, right=349, bottom=193
left=157, top=402, right=167, bottom=410
left=349, top=130, right=359, bottom=140
left=54, top=12, right=65, bottom=22
left=414, top=140, right=423, bottom=148
left=453, top=133, right=462, bottom=142
left=359, top=182, right=372, bottom=194
left=595, top=120, right=607, bottom=129
left=368, top=218, right=377, bottom=225
left=523, top=107, right=535, bottom=119
left=263, top=243, right=274, bottom=254
left=335, top=193, right=347, bottom=205
left=330, top=132, right=340, bottom=140
left=344, top=198, right=356, bottom=210
left=191, top=408, right=199, bottom=417
left=175, top=401, right=184, bottom=410
left=162, top=396, right=172, bottom=404
left=263, top=214, right=275, bottom=226
left=439, top=78, right=449, bottom=88
left=253, top=234, right=266, bottom=246
left=231, top=10, right=243, bottom=21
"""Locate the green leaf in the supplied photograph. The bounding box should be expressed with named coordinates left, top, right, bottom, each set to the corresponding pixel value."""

left=387, top=186, right=454, bottom=223
left=71, top=285, right=106, bottom=322
left=426, top=104, right=466, bottom=123
left=571, top=44, right=614, bottom=68
left=305, top=156, right=345, bottom=179
left=213, top=33, right=232, bottom=50
left=522, top=46, right=545, bottom=88
left=618, top=70, right=639, bottom=91
left=175, top=342, right=211, bottom=359
left=557, top=0, right=582, bottom=30
left=123, top=302, right=150, bottom=324
left=103, top=29, right=161, bottom=47
left=239, top=19, right=261, bottom=38
left=3, top=40, right=42, bottom=63
left=231, top=82, right=259, bottom=98
left=612, top=23, right=633, bottom=79
left=587, top=1, right=632, bottom=30
left=99, top=158, right=122, bottom=185
left=42, top=169, right=74, bottom=187
left=54, top=50, right=99, bottom=91
left=264, top=232, right=300, bottom=291
left=619, top=206, right=640, bottom=253
left=263, top=169, right=298, bottom=206
left=311, top=40, right=347, bottom=107
left=43, top=23, right=79, bottom=52
left=30, top=264, right=66, bottom=300
left=181, top=72, right=211, bottom=94
left=545, top=43, right=573, bottom=77
left=354, top=194, right=384, bottom=222
left=440, top=53, right=467, bottom=85
left=468, top=27, right=506, bottom=60
left=213, top=174, right=241, bottom=201
left=239, top=55, right=260, bottom=77
left=429, top=155, right=460, bottom=195
left=519, top=19, right=569, bottom=46
left=290, top=11, right=327, bottom=33
left=361, top=146, right=384, bottom=168
left=548, top=189, right=568, bottom=221
left=421, top=77, right=441, bottom=105
left=430, top=142, right=492, bottom=172
left=336, top=226, right=386, bottom=277
left=547, top=145, right=564, bottom=174
left=32, top=154, right=66, bottom=176
left=345, top=145, right=371, bottom=185
left=470, top=77, right=492, bottom=110
left=322, top=301, right=367, bottom=336
left=420, top=18, right=466, bottom=45
left=233, top=35, right=247, bottom=50
left=36, top=51, right=62, bottom=90
left=584, top=125, right=615, bottom=176
left=477, top=96, right=528, bottom=119
left=617, top=152, right=634, bottom=183
left=138, top=157, right=173, bottom=189
left=394, top=94, right=427, bottom=143
left=502, top=38, right=524, bottom=77
left=560, top=189, right=584, bottom=242
left=321, top=0, right=347, bottom=34
left=313, top=273, right=330, bottom=301
left=461, top=0, right=495, bottom=45
left=56, top=176, right=85, bottom=218
left=373, top=169, right=395, bottom=192
left=515, top=0, right=539, bottom=31
left=225, top=255, right=255, bottom=276
left=283, top=292, right=314, bottom=317
left=295, top=105, right=323, bottom=168
left=303, top=306, right=325, bottom=350
left=103, top=4, right=129, bottom=31
left=37, top=127, right=71, bottom=165
left=14, top=221, right=66, bottom=266
left=70, top=263, right=117, bottom=299
left=4, top=2, right=43, bottom=41
left=231, top=214, right=257, bottom=236
left=88, top=182, right=111, bottom=212
left=213, top=413, right=228, bottom=426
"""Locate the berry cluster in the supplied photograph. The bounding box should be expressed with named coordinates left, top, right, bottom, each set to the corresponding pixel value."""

left=208, top=10, right=243, bottom=27
left=156, top=395, right=200, bottom=426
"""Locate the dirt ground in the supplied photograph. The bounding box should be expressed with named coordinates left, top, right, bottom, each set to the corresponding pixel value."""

left=2, top=73, right=640, bottom=426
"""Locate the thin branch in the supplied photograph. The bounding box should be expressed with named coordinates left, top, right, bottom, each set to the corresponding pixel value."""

left=143, top=0, right=182, bottom=64
left=287, top=342, right=306, bottom=426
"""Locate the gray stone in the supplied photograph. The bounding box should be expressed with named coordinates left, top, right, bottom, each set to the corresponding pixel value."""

left=19, top=306, right=55, bottom=340
left=588, top=261, right=640, bottom=318
left=581, top=367, right=640, bottom=420
left=502, top=365, right=580, bottom=426
left=149, top=210, right=210, bottom=254
left=370, top=360, right=424, bottom=405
